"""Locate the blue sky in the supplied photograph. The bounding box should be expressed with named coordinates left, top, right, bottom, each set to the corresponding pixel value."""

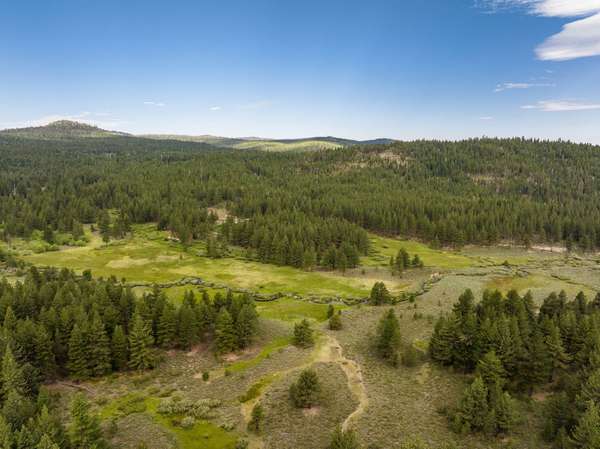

left=1, top=0, right=599, bottom=142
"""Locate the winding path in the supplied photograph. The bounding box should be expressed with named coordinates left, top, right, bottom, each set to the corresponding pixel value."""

left=240, top=334, right=368, bottom=448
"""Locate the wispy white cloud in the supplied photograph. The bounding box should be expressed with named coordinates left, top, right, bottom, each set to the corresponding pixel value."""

left=494, top=82, right=555, bottom=92
left=478, top=116, right=495, bottom=120
left=532, top=0, right=600, bottom=17
left=478, top=0, right=600, bottom=15
left=209, top=106, right=222, bottom=111
left=143, top=101, right=166, bottom=107
left=521, top=99, right=600, bottom=111
left=478, top=0, right=600, bottom=60
left=536, top=13, right=600, bottom=60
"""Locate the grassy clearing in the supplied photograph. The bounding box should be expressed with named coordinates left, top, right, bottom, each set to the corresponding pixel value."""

left=226, top=336, right=291, bottom=374
left=365, top=234, right=475, bottom=269
left=233, top=140, right=342, bottom=152
left=22, top=224, right=380, bottom=298
left=145, top=397, right=238, bottom=449
left=238, top=373, right=280, bottom=403
left=256, top=297, right=346, bottom=322
left=100, top=393, right=238, bottom=449
left=485, top=274, right=548, bottom=293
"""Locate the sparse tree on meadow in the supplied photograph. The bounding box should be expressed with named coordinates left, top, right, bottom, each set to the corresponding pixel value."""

left=293, top=319, right=314, bottom=348
left=290, top=369, right=320, bottom=408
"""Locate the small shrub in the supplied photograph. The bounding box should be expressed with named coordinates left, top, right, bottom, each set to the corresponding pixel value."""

left=247, top=403, right=264, bottom=433
left=235, top=440, right=249, bottom=449
left=329, top=313, right=342, bottom=330
left=402, top=344, right=419, bottom=367
left=180, top=416, right=195, bottom=429
left=202, top=371, right=210, bottom=381
left=107, top=418, right=118, bottom=437
left=327, top=304, right=335, bottom=319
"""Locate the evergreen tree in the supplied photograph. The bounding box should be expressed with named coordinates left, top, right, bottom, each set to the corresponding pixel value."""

left=454, top=376, right=489, bottom=433
left=177, top=303, right=198, bottom=349
left=545, top=321, right=570, bottom=381
left=429, top=316, right=457, bottom=365
left=68, top=393, right=106, bottom=449
left=543, top=392, right=575, bottom=442
left=412, top=254, right=424, bottom=268
left=98, top=210, right=111, bottom=243
left=111, top=325, right=128, bottom=371
left=89, top=312, right=111, bottom=377
left=476, top=351, right=506, bottom=391
left=215, top=308, right=237, bottom=354
left=236, top=303, right=258, bottom=349
left=1, top=346, right=24, bottom=398
left=289, top=369, right=320, bottom=408
left=578, top=368, right=600, bottom=410
left=67, top=323, right=90, bottom=380
left=36, top=405, right=68, bottom=449
left=34, top=325, right=57, bottom=378
left=493, top=391, right=519, bottom=434
left=292, top=319, right=314, bottom=348
left=572, top=401, right=600, bottom=449
left=43, top=226, right=55, bottom=244
left=37, top=434, right=61, bottom=449
left=303, top=247, right=317, bottom=271
left=157, top=302, right=177, bottom=348
left=375, top=309, right=401, bottom=364
left=369, top=282, right=391, bottom=305
left=128, top=313, right=154, bottom=371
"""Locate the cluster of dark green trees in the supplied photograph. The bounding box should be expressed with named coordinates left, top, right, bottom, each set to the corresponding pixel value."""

left=4, top=132, right=600, bottom=257
left=0, top=267, right=259, bottom=383
left=389, top=248, right=423, bottom=274
left=0, top=376, right=108, bottom=449
left=227, top=212, right=368, bottom=270
left=0, top=267, right=260, bottom=447
left=430, top=289, right=600, bottom=446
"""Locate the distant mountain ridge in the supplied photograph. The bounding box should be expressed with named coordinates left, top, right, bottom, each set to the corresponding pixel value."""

left=0, top=120, right=395, bottom=151
left=141, top=133, right=396, bottom=152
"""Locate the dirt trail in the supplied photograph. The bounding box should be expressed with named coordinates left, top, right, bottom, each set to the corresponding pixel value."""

left=240, top=334, right=368, bottom=448
left=314, top=335, right=368, bottom=432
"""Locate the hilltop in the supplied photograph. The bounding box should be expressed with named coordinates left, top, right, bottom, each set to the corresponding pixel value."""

left=0, top=120, right=129, bottom=139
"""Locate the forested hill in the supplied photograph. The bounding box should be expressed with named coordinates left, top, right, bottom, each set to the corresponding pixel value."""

left=1, top=127, right=600, bottom=253
left=140, top=133, right=395, bottom=152
left=0, top=120, right=128, bottom=139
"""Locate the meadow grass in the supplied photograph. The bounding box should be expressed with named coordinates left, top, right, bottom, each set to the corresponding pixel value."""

left=238, top=373, right=280, bottom=403
left=22, top=224, right=377, bottom=298
left=365, top=234, right=475, bottom=269
left=256, top=297, right=346, bottom=323
left=145, top=397, right=238, bottom=449
left=101, top=393, right=238, bottom=449
left=226, top=336, right=291, bottom=374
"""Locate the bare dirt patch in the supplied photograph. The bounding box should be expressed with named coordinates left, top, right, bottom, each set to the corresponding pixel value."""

left=302, top=406, right=322, bottom=417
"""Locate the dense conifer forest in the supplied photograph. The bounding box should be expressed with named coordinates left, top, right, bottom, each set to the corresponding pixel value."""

left=2, top=128, right=600, bottom=259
